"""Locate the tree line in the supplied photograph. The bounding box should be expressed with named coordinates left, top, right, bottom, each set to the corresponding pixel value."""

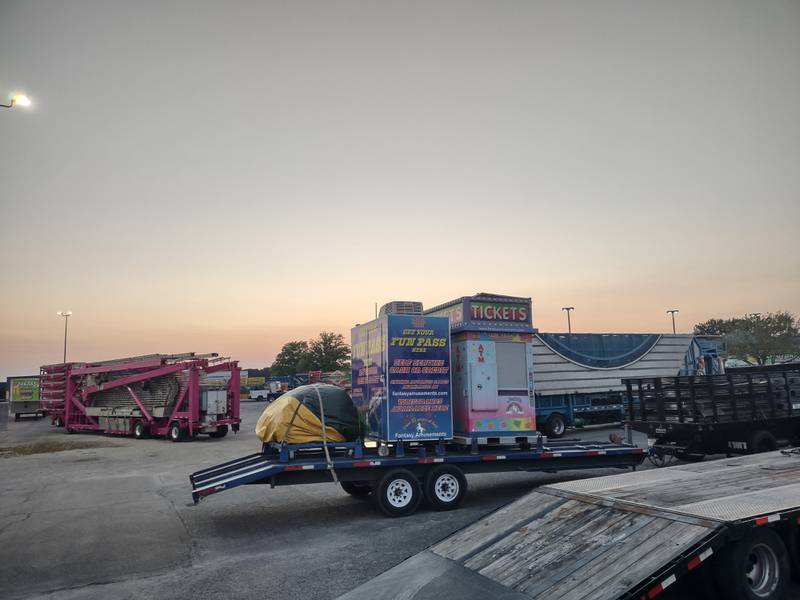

left=694, top=311, right=799, bottom=366
left=270, top=332, right=351, bottom=375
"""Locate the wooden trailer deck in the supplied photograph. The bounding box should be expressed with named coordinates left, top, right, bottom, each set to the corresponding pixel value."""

left=340, top=450, right=800, bottom=600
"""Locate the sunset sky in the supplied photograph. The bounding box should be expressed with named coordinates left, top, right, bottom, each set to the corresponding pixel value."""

left=1, top=1, right=798, bottom=380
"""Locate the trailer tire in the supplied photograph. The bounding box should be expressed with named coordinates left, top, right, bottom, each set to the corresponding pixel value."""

left=714, top=528, right=790, bottom=600
left=168, top=422, right=184, bottom=442
left=675, top=451, right=705, bottom=462
left=208, top=425, right=228, bottom=439
left=424, top=465, right=467, bottom=511
left=372, top=469, right=422, bottom=517
left=545, top=414, right=566, bottom=438
left=748, top=430, right=777, bottom=454
left=54, top=416, right=63, bottom=428
left=133, top=421, right=148, bottom=439
left=787, top=521, right=800, bottom=582
left=341, top=481, right=372, bottom=498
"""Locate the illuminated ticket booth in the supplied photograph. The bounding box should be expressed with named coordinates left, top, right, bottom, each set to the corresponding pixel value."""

left=425, top=293, right=537, bottom=441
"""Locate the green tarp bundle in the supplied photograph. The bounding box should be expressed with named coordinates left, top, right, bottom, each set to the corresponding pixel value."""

left=256, top=384, right=360, bottom=444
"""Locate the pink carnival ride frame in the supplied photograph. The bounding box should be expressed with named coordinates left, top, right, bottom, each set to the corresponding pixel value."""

left=40, top=355, right=241, bottom=438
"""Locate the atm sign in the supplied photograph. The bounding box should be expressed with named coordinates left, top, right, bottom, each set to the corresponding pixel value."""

left=470, top=302, right=528, bottom=323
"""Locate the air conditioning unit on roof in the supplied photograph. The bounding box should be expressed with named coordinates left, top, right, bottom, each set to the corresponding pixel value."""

left=379, top=301, right=423, bottom=317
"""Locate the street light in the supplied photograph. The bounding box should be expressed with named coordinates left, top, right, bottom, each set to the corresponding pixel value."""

left=666, top=309, right=679, bottom=334
left=1, top=93, right=32, bottom=109
left=562, top=306, right=575, bottom=334
left=57, top=311, right=72, bottom=363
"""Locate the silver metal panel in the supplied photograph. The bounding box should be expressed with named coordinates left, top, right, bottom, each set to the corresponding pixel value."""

left=673, top=484, right=800, bottom=521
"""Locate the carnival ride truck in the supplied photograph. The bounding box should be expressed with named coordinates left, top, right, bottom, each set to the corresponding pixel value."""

left=40, top=353, right=241, bottom=441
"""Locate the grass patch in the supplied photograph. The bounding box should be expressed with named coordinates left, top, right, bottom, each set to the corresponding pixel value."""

left=0, top=440, right=113, bottom=457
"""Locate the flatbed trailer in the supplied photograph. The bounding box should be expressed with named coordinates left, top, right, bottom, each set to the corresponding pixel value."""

left=341, top=449, right=800, bottom=600
left=190, top=436, right=646, bottom=516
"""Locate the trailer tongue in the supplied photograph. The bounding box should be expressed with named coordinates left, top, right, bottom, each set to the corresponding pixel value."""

left=339, top=450, right=800, bottom=600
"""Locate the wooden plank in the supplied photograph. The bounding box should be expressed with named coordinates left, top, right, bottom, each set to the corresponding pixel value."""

left=478, top=509, right=658, bottom=593
left=432, top=492, right=565, bottom=562
left=464, top=503, right=645, bottom=583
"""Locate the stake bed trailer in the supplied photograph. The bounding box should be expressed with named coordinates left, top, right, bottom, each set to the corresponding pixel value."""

left=624, top=368, right=800, bottom=458
left=341, top=449, right=800, bottom=600
left=190, top=436, right=645, bottom=514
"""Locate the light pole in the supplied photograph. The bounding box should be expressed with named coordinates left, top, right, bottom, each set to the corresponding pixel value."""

left=57, top=311, right=72, bottom=362
left=1, top=93, right=32, bottom=109
left=562, top=306, right=574, bottom=334
left=666, top=309, right=679, bottom=334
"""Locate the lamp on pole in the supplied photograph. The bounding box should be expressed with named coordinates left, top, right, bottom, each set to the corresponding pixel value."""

left=1, top=93, right=32, bottom=109
left=666, top=309, right=679, bottom=334
left=562, top=306, right=575, bottom=334
left=57, top=311, right=72, bottom=363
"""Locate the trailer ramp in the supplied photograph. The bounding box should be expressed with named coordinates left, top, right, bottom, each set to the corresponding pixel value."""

left=339, top=451, right=800, bottom=600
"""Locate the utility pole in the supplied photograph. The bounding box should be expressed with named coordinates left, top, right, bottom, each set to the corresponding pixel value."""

left=57, top=311, right=72, bottom=362
left=562, top=307, right=574, bottom=334
left=666, top=309, right=679, bottom=334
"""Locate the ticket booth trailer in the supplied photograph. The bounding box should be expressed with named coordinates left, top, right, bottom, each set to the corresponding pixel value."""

left=426, top=293, right=537, bottom=443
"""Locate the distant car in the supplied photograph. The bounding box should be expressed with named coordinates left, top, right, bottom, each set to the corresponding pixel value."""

left=249, top=382, right=283, bottom=402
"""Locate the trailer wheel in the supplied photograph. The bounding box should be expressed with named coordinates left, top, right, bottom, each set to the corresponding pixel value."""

left=748, top=430, right=777, bottom=454
left=341, top=481, right=372, bottom=498
left=208, top=425, right=228, bottom=439
left=133, top=421, right=148, bottom=439
left=714, top=528, right=790, bottom=600
left=424, top=465, right=467, bottom=511
left=372, top=469, right=422, bottom=517
left=676, top=451, right=705, bottom=462
left=787, top=521, right=800, bottom=582
left=168, top=422, right=184, bottom=443
left=545, top=414, right=566, bottom=438
left=53, top=416, right=63, bottom=428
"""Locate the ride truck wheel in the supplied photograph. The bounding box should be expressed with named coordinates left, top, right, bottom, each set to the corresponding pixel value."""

left=714, top=528, right=790, bottom=600
left=372, top=469, right=422, bottom=517
left=340, top=481, right=372, bottom=498
left=424, top=465, right=467, bottom=511
left=208, top=425, right=228, bottom=439
left=168, top=422, right=184, bottom=443
left=133, top=421, right=148, bottom=439
left=545, top=414, right=566, bottom=438
left=749, top=430, right=777, bottom=454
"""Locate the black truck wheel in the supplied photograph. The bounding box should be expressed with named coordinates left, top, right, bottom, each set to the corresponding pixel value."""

left=424, top=465, right=467, bottom=511
left=133, top=421, right=147, bottom=439
left=714, top=528, right=790, bottom=600
left=208, top=425, right=228, bottom=439
left=54, top=416, right=63, bottom=428
left=341, top=481, right=372, bottom=498
left=545, top=413, right=566, bottom=438
left=168, top=422, right=184, bottom=442
left=372, top=469, right=422, bottom=517
left=749, top=430, right=777, bottom=454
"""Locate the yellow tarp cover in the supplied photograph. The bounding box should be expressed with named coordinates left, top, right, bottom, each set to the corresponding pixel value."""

left=255, top=394, right=347, bottom=444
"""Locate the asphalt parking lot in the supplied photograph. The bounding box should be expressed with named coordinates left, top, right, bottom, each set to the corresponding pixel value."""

left=1, top=403, right=795, bottom=599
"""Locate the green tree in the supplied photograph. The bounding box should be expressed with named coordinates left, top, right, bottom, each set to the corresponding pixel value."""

left=307, top=332, right=350, bottom=372
left=270, top=340, right=310, bottom=375
left=694, top=311, right=800, bottom=365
